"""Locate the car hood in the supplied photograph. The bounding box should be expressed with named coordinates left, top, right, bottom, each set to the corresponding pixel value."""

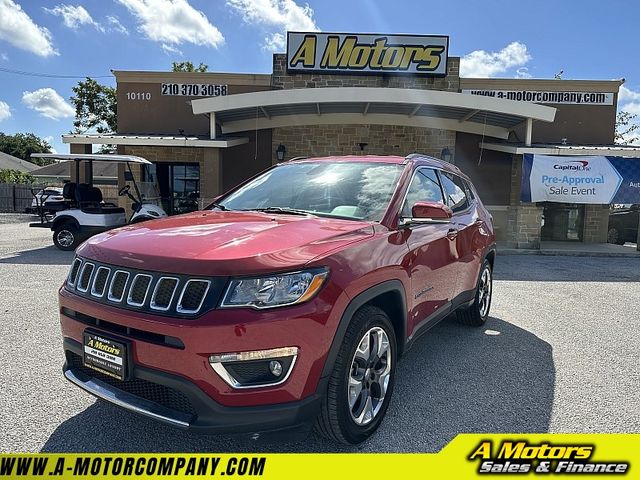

left=77, top=210, right=374, bottom=276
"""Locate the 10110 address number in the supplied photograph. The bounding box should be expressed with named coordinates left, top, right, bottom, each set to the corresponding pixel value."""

left=161, top=83, right=228, bottom=96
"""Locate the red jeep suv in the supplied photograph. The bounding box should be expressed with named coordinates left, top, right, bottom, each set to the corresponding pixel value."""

left=60, top=154, right=496, bottom=444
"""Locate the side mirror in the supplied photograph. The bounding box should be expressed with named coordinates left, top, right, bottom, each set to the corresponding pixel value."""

left=400, top=201, right=452, bottom=226
left=412, top=201, right=453, bottom=220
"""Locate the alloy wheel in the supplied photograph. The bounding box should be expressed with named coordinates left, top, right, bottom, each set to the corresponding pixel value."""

left=347, top=326, right=392, bottom=426
left=607, top=228, right=619, bottom=244
left=478, top=266, right=492, bottom=318
left=57, top=230, right=74, bottom=248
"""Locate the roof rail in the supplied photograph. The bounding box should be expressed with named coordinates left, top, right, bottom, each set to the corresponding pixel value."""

left=403, top=152, right=461, bottom=172
left=403, top=153, right=427, bottom=164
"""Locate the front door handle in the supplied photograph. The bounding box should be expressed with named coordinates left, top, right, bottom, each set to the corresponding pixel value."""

left=446, top=228, right=458, bottom=241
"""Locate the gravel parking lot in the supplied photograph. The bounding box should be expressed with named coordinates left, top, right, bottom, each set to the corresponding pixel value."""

left=1, top=213, right=638, bottom=453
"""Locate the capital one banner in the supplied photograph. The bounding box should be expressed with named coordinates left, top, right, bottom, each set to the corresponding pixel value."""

left=521, top=154, right=640, bottom=204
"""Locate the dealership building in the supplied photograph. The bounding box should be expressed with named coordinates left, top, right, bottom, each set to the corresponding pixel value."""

left=62, top=32, right=640, bottom=248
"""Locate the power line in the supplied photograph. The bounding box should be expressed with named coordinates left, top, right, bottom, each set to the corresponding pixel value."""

left=0, top=66, right=112, bottom=79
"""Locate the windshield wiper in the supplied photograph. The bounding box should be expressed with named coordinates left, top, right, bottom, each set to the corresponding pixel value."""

left=245, top=207, right=313, bottom=216
left=211, top=203, right=229, bottom=211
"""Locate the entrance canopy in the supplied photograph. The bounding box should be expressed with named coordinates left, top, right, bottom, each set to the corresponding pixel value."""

left=480, top=142, right=640, bottom=157
left=61, top=133, right=249, bottom=148
left=191, top=87, right=557, bottom=140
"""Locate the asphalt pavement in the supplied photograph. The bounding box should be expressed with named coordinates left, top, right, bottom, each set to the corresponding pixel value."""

left=0, top=213, right=638, bottom=453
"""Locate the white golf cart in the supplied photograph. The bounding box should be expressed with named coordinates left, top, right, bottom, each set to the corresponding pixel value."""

left=29, top=153, right=167, bottom=251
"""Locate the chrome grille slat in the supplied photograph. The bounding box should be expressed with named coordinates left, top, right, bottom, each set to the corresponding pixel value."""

left=76, top=263, right=95, bottom=292
left=177, top=280, right=211, bottom=314
left=68, top=258, right=82, bottom=287
left=150, top=277, right=179, bottom=311
left=91, top=266, right=111, bottom=298
left=127, top=274, right=153, bottom=307
left=108, top=270, right=130, bottom=302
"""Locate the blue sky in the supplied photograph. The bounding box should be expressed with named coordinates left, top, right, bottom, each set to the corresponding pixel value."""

left=1, top=0, right=639, bottom=154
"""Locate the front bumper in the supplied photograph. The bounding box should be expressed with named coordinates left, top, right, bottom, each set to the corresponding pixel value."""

left=63, top=338, right=322, bottom=434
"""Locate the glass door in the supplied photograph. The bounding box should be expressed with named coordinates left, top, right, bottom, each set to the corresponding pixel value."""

left=541, top=203, right=585, bottom=241
left=142, top=163, right=200, bottom=215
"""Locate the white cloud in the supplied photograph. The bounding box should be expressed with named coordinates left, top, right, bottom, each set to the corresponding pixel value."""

left=22, top=88, right=75, bottom=120
left=0, top=0, right=58, bottom=57
left=622, top=102, right=640, bottom=116
left=226, top=0, right=318, bottom=51
left=460, top=41, right=531, bottom=78
left=515, top=67, right=532, bottom=79
left=0, top=52, right=7, bottom=61
left=161, top=43, right=183, bottom=56
left=44, top=4, right=103, bottom=31
left=106, top=15, right=128, bottom=35
left=0, top=101, right=11, bottom=121
left=619, top=85, right=640, bottom=102
left=117, top=0, right=224, bottom=49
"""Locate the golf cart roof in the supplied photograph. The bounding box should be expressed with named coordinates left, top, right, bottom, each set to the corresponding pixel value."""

left=30, top=153, right=152, bottom=164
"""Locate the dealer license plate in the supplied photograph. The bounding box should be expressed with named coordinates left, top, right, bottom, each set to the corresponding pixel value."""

left=83, top=332, right=127, bottom=380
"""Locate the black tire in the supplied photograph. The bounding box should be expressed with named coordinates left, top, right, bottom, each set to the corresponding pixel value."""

left=457, top=259, right=493, bottom=327
left=314, top=305, right=397, bottom=444
left=607, top=227, right=625, bottom=245
left=53, top=223, right=80, bottom=251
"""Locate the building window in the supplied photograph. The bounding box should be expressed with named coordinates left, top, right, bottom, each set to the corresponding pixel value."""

left=143, top=163, right=200, bottom=215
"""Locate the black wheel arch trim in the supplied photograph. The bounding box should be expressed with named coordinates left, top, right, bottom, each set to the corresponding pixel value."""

left=52, top=215, right=80, bottom=231
left=320, top=279, right=407, bottom=379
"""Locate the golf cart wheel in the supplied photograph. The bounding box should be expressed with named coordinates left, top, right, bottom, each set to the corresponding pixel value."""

left=607, top=227, right=625, bottom=245
left=53, top=224, right=80, bottom=251
left=314, top=306, right=397, bottom=444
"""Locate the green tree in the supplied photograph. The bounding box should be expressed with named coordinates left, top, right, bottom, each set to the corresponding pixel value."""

left=0, top=169, right=34, bottom=184
left=70, top=77, right=117, bottom=134
left=0, top=132, right=53, bottom=165
left=171, top=61, right=209, bottom=72
left=615, top=111, right=640, bottom=144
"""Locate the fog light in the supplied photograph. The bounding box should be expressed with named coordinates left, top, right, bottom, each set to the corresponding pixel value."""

left=209, top=347, right=298, bottom=389
left=269, top=360, right=283, bottom=376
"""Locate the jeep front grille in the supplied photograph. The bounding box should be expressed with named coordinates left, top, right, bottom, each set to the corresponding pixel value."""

left=65, top=257, right=224, bottom=317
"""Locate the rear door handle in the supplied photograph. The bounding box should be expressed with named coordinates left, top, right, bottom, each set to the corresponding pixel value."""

left=446, top=228, right=458, bottom=241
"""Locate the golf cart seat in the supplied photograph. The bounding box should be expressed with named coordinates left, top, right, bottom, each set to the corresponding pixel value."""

left=75, top=183, right=125, bottom=214
left=38, top=182, right=77, bottom=212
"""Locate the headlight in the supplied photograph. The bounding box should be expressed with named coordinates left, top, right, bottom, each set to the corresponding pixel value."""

left=220, top=268, right=328, bottom=309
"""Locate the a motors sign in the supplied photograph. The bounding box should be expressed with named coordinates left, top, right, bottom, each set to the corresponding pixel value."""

left=286, top=32, right=449, bottom=75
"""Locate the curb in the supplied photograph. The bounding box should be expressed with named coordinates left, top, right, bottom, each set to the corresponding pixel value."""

left=499, top=248, right=640, bottom=258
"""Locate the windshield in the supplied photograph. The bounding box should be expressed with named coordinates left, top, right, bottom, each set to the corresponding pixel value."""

left=218, top=161, right=404, bottom=221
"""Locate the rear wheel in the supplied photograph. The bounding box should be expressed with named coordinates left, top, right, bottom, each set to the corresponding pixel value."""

left=315, top=306, right=397, bottom=444
left=607, top=227, right=625, bottom=245
left=457, top=259, right=492, bottom=326
left=53, top=224, right=80, bottom=251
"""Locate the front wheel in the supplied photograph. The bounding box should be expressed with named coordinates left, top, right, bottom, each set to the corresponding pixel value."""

left=53, top=224, right=80, bottom=251
left=457, top=259, right=493, bottom=326
left=315, top=306, right=397, bottom=444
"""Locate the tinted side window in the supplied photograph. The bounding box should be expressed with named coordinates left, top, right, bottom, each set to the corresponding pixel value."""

left=441, top=172, right=469, bottom=213
left=401, top=168, right=444, bottom=217
left=465, top=180, right=476, bottom=201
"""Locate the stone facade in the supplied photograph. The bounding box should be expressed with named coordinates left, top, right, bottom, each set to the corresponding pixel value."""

left=582, top=204, right=609, bottom=243
left=506, top=155, right=544, bottom=249
left=272, top=54, right=460, bottom=91
left=272, top=124, right=455, bottom=161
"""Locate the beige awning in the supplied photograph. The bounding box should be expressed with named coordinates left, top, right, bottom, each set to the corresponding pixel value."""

left=191, top=87, right=557, bottom=140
